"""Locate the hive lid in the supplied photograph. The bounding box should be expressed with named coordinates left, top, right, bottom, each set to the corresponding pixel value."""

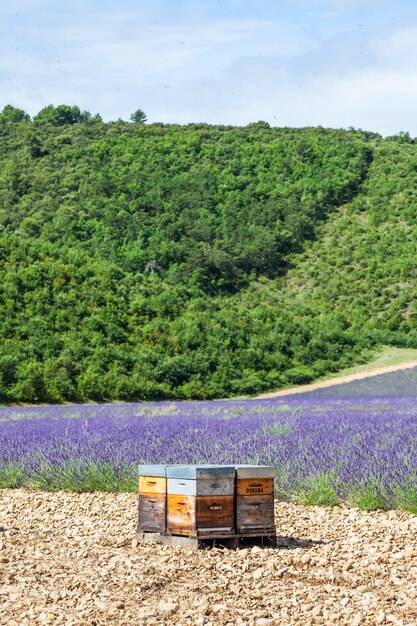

left=138, top=464, right=167, bottom=477
left=166, top=464, right=235, bottom=479
left=235, top=465, right=275, bottom=479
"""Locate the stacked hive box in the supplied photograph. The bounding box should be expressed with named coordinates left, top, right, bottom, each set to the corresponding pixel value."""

left=166, top=465, right=235, bottom=537
left=235, top=465, right=275, bottom=534
left=137, top=464, right=276, bottom=547
left=138, top=465, right=167, bottom=533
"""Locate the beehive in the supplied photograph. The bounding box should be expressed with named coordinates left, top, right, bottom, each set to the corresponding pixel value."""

left=138, top=465, right=167, bottom=533
left=166, top=465, right=235, bottom=537
left=235, top=465, right=275, bottom=534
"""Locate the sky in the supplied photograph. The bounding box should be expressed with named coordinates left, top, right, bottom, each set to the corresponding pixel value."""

left=0, top=0, right=416, bottom=135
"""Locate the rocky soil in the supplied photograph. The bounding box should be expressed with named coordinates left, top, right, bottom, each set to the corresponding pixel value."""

left=1, top=491, right=417, bottom=625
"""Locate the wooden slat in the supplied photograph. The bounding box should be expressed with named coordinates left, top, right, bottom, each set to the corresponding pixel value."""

left=236, top=495, right=275, bottom=530
left=166, top=465, right=235, bottom=480
left=235, top=466, right=275, bottom=479
left=138, top=531, right=276, bottom=549
left=138, top=494, right=166, bottom=532
left=236, top=478, right=274, bottom=496
left=167, top=477, right=234, bottom=496
left=139, top=476, right=167, bottom=494
left=138, top=464, right=167, bottom=477
left=167, top=495, right=235, bottom=536
left=196, top=496, right=234, bottom=530
left=167, top=495, right=196, bottom=536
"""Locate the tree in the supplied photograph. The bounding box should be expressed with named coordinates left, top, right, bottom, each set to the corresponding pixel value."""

left=0, top=105, right=30, bottom=124
left=33, top=105, right=90, bottom=126
left=129, top=109, right=148, bottom=124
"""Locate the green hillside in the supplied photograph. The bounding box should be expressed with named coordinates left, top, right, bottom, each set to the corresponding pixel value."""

left=0, top=104, right=416, bottom=403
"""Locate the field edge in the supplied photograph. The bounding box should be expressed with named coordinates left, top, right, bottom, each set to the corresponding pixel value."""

left=255, top=346, right=417, bottom=398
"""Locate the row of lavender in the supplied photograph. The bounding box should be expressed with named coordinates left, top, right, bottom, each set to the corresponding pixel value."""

left=1, top=374, right=417, bottom=511
left=308, top=366, right=417, bottom=398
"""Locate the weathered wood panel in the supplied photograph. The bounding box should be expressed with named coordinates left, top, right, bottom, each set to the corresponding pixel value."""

left=167, top=495, right=234, bottom=536
left=139, top=476, right=167, bottom=495
left=167, top=477, right=234, bottom=497
left=236, top=495, right=275, bottom=531
left=138, top=494, right=166, bottom=532
left=166, top=465, right=235, bottom=480
left=167, top=495, right=196, bottom=535
left=235, top=466, right=275, bottom=479
left=196, top=496, right=234, bottom=530
left=138, top=464, right=167, bottom=477
left=236, top=478, right=274, bottom=496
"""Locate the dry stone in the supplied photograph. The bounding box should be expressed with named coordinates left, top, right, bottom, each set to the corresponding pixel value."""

left=1, top=489, right=417, bottom=625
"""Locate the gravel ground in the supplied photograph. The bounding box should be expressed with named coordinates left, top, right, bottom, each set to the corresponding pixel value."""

left=1, top=491, right=417, bottom=625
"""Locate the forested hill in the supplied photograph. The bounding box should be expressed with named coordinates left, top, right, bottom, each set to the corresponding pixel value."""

left=0, top=104, right=416, bottom=403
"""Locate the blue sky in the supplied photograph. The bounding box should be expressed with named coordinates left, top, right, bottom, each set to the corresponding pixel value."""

left=1, top=0, right=416, bottom=134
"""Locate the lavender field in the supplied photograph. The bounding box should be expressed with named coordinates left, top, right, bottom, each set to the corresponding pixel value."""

left=0, top=370, right=417, bottom=512
left=1, top=369, right=417, bottom=511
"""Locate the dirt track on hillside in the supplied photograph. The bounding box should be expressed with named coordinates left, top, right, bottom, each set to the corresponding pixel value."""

left=256, top=361, right=417, bottom=398
left=1, top=490, right=417, bottom=625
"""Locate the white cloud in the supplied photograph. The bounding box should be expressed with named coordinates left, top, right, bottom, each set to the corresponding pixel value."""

left=371, top=26, right=417, bottom=68
left=0, top=0, right=416, bottom=134
left=141, top=17, right=417, bottom=136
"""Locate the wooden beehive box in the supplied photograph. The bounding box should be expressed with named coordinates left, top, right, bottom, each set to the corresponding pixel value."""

left=166, top=465, right=235, bottom=537
left=235, top=466, right=275, bottom=534
left=138, top=464, right=167, bottom=533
